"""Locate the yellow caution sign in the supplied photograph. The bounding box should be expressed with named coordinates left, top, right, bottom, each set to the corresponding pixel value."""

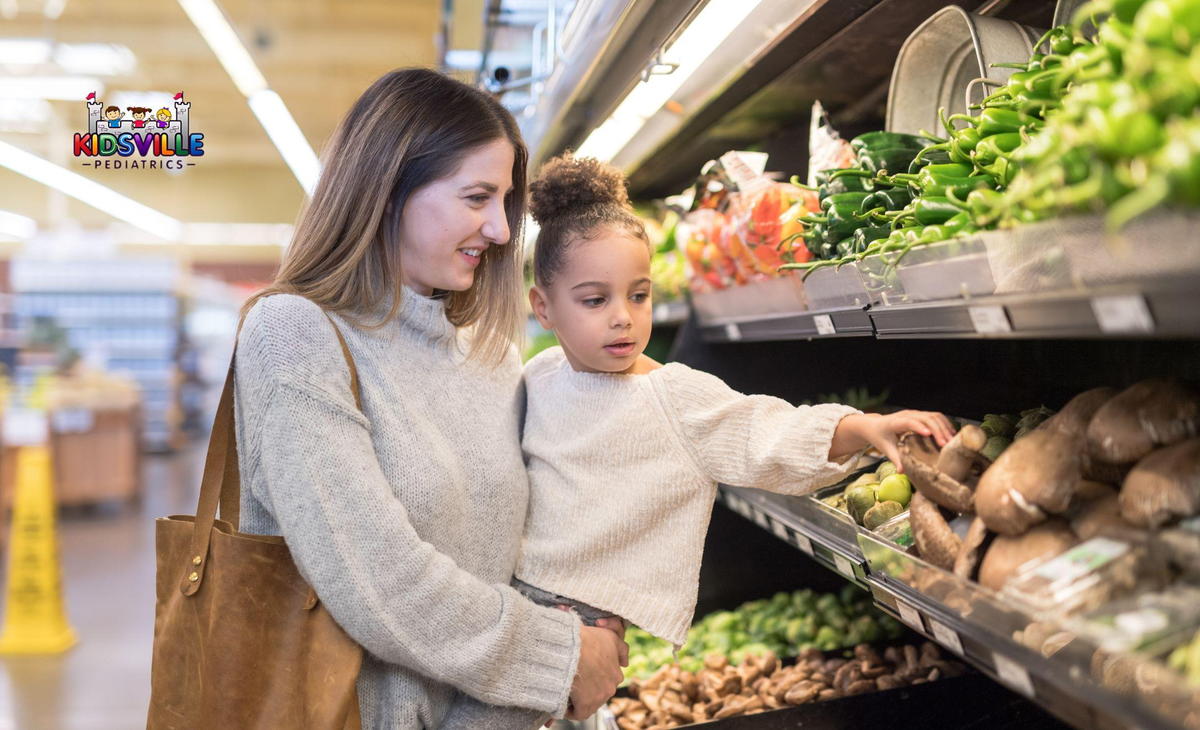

left=0, top=445, right=77, bottom=654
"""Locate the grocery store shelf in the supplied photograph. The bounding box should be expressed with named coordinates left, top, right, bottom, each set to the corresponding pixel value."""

left=716, top=479, right=1194, bottom=730
left=700, top=306, right=872, bottom=344
left=652, top=300, right=690, bottom=327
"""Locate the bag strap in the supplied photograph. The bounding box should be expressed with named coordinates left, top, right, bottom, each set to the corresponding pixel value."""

left=180, top=307, right=362, bottom=596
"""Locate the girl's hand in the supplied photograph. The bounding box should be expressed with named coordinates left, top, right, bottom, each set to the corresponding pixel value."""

left=830, top=411, right=955, bottom=471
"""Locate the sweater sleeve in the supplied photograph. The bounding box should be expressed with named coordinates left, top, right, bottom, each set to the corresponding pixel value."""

left=234, top=295, right=580, bottom=716
left=653, top=364, right=863, bottom=495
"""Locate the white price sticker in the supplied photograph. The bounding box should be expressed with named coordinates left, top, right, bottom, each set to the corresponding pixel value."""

left=896, top=600, right=924, bottom=631
left=929, top=619, right=964, bottom=656
left=793, top=532, right=815, bottom=555
left=993, top=653, right=1035, bottom=698
left=1092, top=295, right=1154, bottom=334
left=753, top=509, right=770, bottom=529
left=813, top=314, right=836, bottom=336
left=724, top=322, right=742, bottom=341
left=969, top=305, right=1012, bottom=334
left=770, top=517, right=790, bottom=541
left=833, top=553, right=856, bottom=579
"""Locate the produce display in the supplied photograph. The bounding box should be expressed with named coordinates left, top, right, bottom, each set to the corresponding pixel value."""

left=779, top=0, right=1200, bottom=277
left=608, top=642, right=968, bottom=729
left=624, top=586, right=903, bottom=681
left=1169, top=629, right=1200, bottom=686
left=822, top=461, right=913, bottom=531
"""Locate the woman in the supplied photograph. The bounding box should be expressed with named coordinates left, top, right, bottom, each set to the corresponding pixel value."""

left=233, top=68, right=626, bottom=729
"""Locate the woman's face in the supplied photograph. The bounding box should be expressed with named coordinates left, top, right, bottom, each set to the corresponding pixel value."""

left=397, top=138, right=515, bottom=296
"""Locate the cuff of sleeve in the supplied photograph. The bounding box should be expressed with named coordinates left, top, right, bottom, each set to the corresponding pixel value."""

left=513, top=602, right=582, bottom=718
left=803, top=403, right=867, bottom=486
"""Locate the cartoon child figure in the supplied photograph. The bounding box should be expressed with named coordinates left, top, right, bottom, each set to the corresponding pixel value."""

left=129, top=107, right=151, bottom=129
left=104, top=106, right=123, bottom=128
left=155, top=108, right=172, bottom=128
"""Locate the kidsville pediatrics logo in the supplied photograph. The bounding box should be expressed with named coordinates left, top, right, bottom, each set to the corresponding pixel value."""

left=73, top=91, right=204, bottom=171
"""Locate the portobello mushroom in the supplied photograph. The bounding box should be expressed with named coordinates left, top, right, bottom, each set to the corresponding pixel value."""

left=953, top=516, right=993, bottom=581
left=1069, top=483, right=1135, bottom=540
left=1119, top=437, right=1200, bottom=528
left=900, top=432, right=979, bottom=514
left=977, top=519, right=1078, bottom=591
left=936, top=425, right=990, bottom=482
left=1087, top=379, right=1200, bottom=465
left=910, top=492, right=961, bottom=571
left=1043, top=387, right=1117, bottom=437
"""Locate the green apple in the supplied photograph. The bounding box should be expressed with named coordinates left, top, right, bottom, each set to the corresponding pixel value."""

left=876, top=473, right=912, bottom=508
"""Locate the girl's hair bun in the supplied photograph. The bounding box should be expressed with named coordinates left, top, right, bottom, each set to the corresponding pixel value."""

left=529, top=152, right=630, bottom=225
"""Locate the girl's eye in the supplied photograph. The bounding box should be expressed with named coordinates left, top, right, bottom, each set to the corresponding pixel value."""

left=631, top=292, right=649, bottom=303
left=583, top=297, right=605, bottom=307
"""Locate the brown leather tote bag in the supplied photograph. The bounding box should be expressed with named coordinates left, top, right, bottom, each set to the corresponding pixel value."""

left=148, top=311, right=363, bottom=729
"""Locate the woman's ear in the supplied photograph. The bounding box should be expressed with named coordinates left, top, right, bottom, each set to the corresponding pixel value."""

left=529, top=286, right=553, bottom=330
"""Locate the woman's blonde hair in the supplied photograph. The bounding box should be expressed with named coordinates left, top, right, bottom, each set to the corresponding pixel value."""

left=243, top=68, right=527, bottom=365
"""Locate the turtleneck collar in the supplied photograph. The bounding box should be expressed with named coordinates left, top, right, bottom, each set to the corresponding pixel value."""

left=360, top=285, right=458, bottom=351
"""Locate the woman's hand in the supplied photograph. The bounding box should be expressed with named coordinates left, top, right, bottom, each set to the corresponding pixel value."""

left=567, top=626, right=625, bottom=720
left=829, top=411, right=955, bottom=471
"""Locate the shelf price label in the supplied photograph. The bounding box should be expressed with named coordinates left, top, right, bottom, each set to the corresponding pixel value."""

left=769, top=517, right=790, bottom=542
left=753, top=509, right=770, bottom=529
left=895, top=599, right=924, bottom=632
left=833, top=553, right=856, bottom=579
left=969, top=305, right=1012, bottom=334
left=1091, top=294, right=1154, bottom=334
left=813, top=314, right=836, bottom=336
left=993, top=653, right=1035, bottom=698
left=724, top=323, right=743, bottom=341
left=793, top=531, right=815, bottom=555
left=929, top=618, right=964, bottom=656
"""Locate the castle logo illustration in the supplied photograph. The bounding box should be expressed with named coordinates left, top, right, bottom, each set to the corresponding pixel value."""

left=74, top=91, right=205, bottom=171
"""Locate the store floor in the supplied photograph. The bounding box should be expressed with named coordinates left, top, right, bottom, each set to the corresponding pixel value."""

left=0, top=441, right=205, bottom=730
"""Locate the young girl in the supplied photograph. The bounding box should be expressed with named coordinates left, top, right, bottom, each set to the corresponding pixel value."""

left=440, top=155, right=954, bottom=729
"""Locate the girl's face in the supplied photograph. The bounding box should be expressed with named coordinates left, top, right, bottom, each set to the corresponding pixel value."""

left=397, top=138, right=514, bottom=296
left=530, top=228, right=653, bottom=374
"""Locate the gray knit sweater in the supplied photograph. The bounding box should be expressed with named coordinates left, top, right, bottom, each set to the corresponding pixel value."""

left=232, top=289, right=581, bottom=729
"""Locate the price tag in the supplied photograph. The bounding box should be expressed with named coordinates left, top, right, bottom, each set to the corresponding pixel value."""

left=929, top=618, right=964, bottom=656
left=793, top=532, right=815, bottom=555
left=770, top=517, right=790, bottom=541
left=753, top=509, right=770, bottom=529
left=1092, top=295, right=1154, bottom=334
left=724, top=322, right=742, bottom=341
left=969, top=305, right=1012, bottom=334
left=993, top=653, right=1035, bottom=698
left=813, top=314, right=836, bottom=336
left=833, top=553, right=856, bottom=579
left=896, top=599, right=924, bottom=631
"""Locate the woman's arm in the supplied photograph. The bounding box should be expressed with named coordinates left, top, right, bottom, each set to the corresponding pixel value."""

left=236, top=296, right=583, bottom=715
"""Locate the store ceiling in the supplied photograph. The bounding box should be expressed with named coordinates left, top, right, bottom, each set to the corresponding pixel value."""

left=0, top=0, right=439, bottom=236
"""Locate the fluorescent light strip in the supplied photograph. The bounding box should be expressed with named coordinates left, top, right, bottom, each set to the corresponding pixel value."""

left=0, top=210, right=37, bottom=239
left=0, top=76, right=105, bottom=101
left=177, top=0, right=320, bottom=195
left=247, top=90, right=319, bottom=196
left=0, top=140, right=182, bottom=241
left=176, top=0, right=267, bottom=96
left=576, top=0, right=766, bottom=162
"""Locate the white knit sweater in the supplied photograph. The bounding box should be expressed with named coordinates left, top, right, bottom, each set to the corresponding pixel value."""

left=233, top=290, right=580, bottom=729
left=515, top=347, right=861, bottom=647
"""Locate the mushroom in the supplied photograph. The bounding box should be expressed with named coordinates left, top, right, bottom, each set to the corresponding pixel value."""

left=977, top=519, right=1078, bottom=591
left=1087, top=379, right=1200, bottom=465
left=909, top=492, right=961, bottom=571
left=900, top=432, right=977, bottom=513
left=1044, top=387, right=1117, bottom=437
left=1119, top=437, right=1200, bottom=528
left=953, top=516, right=993, bottom=581
left=1070, top=485, right=1137, bottom=540
left=936, top=424, right=990, bottom=481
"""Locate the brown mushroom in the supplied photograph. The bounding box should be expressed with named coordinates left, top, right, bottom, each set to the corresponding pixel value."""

left=977, top=519, right=1078, bottom=591
left=1119, top=437, right=1200, bottom=527
left=936, top=424, right=991, bottom=481
left=1045, top=387, right=1118, bottom=436
left=953, top=516, right=993, bottom=580
left=975, top=428, right=1074, bottom=534
left=910, top=492, right=962, bottom=570
left=1087, top=379, right=1200, bottom=465
left=902, top=432, right=977, bottom=513
left=1070, top=484, right=1138, bottom=540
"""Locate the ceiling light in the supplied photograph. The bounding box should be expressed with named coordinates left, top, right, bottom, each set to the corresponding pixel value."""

left=0, top=210, right=37, bottom=240
left=0, top=38, right=52, bottom=65
left=0, top=99, right=51, bottom=132
left=176, top=0, right=268, bottom=96
left=0, top=76, right=103, bottom=100
left=0, top=139, right=182, bottom=240
left=247, top=90, right=319, bottom=196
left=54, top=43, right=137, bottom=76
left=575, top=0, right=766, bottom=162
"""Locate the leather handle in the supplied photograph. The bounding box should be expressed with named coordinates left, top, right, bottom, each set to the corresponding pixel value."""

left=180, top=304, right=363, bottom=596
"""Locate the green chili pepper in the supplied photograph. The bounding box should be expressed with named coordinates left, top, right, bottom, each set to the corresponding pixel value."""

left=852, top=226, right=892, bottom=253
left=821, top=192, right=872, bottom=212
left=857, top=146, right=921, bottom=174
left=973, top=133, right=1023, bottom=166
left=911, top=197, right=963, bottom=225
left=978, top=108, right=1039, bottom=136
left=861, top=188, right=913, bottom=212
left=850, top=131, right=929, bottom=154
